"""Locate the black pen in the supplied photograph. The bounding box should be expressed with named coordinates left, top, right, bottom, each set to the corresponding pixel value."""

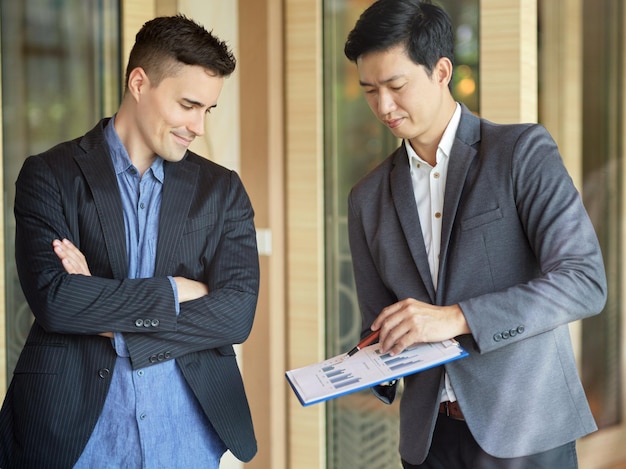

left=346, top=330, right=380, bottom=358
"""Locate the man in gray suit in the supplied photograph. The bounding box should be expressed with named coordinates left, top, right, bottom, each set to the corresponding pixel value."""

left=344, top=1, right=607, bottom=467
left=0, top=15, right=259, bottom=468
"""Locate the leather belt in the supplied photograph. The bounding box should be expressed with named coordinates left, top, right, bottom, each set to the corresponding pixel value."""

left=439, top=401, right=464, bottom=421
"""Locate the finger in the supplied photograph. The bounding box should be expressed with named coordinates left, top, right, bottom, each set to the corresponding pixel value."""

left=372, top=300, right=405, bottom=330
left=378, top=317, right=411, bottom=354
left=60, top=257, right=78, bottom=274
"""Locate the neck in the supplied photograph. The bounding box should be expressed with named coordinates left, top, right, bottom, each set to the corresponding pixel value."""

left=409, top=100, right=457, bottom=166
left=113, top=102, right=156, bottom=176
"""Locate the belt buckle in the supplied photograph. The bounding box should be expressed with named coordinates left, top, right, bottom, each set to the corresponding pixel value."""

left=440, top=401, right=464, bottom=421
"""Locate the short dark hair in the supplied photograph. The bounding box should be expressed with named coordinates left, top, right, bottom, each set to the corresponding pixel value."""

left=344, top=0, right=454, bottom=76
left=125, top=14, right=236, bottom=90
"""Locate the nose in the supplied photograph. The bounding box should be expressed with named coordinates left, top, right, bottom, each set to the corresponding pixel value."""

left=378, top=89, right=396, bottom=116
left=188, top=111, right=206, bottom=137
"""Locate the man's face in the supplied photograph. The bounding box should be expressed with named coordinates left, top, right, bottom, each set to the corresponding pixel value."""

left=134, top=64, right=224, bottom=163
left=357, top=44, right=450, bottom=147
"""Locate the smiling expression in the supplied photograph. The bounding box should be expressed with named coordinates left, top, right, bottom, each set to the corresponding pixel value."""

left=126, top=64, right=225, bottom=170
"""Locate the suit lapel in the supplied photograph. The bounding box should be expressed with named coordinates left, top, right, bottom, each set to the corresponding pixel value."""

left=74, top=144, right=128, bottom=280
left=437, top=107, right=480, bottom=301
left=390, top=147, right=436, bottom=302
left=154, top=157, right=198, bottom=276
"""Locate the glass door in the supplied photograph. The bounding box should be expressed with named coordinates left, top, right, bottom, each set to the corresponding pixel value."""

left=1, top=0, right=121, bottom=380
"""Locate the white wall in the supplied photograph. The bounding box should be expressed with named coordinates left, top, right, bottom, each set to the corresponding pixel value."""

left=180, top=0, right=241, bottom=173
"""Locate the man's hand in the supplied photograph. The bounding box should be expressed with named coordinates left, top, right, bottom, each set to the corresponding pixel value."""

left=173, top=277, right=209, bottom=303
left=52, top=238, right=112, bottom=337
left=371, top=298, right=471, bottom=356
left=53, top=238, right=91, bottom=276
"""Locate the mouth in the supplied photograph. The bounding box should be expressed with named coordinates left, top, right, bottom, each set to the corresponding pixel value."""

left=384, top=117, right=404, bottom=129
left=172, top=132, right=194, bottom=147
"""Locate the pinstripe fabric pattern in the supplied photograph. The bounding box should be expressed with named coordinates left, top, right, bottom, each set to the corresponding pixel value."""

left=0, top=119, right=260, bottom=468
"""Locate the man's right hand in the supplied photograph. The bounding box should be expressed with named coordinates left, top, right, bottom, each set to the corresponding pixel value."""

left=53, top=238, right=111, bottom=338
left=52, top=238, right=91, bottom=276
left=173, top=277, right=209, bottom=303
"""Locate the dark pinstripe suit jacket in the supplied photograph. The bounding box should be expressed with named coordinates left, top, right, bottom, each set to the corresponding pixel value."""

left=0, top=118, right=260, bottom=468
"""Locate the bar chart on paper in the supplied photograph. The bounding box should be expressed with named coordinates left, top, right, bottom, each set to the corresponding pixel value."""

left=286, top=340, right=468, bottom=406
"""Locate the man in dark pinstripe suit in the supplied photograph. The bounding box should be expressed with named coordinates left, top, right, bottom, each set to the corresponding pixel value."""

left=0, top=15, right=259, bottom=468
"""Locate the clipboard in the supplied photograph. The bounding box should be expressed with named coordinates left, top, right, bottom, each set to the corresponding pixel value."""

left=286, top=339, right=468, bottom=406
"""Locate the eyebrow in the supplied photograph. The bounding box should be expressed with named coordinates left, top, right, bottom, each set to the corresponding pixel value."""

left=359, top=74, right=405, bottom=87
left=182, top=97, right=207, bottom=107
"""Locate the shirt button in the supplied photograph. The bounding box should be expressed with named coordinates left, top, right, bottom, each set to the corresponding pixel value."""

left=434, top=212, right=442, bottom=219
left=137, top=370, right=144, bottom=377
left=139, top=413, right=147, bottom=420
left=139, top=202, right=145, bottom=209
left=433, top=172, right=440, bottom=179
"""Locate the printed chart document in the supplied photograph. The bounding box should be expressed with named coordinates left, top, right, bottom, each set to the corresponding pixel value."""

left=286, top=339, right=468, bottom=406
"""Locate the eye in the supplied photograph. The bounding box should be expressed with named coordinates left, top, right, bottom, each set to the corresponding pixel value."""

left=180, top=103, right=193, bottom=110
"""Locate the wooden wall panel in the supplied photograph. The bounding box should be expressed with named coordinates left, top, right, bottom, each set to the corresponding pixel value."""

left=285, top=1, right=326, bottom=468
left=480, top=0, right=537, bottom=123
left=238, top=0, right=287, bottom=468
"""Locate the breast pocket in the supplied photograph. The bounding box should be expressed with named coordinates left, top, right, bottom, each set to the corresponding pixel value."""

left=183, top=214, right=218, bottom=235
left=460, top=207, right=503, bottom=231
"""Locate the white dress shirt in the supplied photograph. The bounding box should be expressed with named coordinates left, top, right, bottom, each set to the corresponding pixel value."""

left=405, top=102, right=461, bottom=403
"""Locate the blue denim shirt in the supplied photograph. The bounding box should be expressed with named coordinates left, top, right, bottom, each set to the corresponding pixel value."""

left=74, top=117, right=226, bottom=468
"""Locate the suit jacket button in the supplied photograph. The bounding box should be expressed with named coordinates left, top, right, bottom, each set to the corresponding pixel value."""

left=98, top=368, right=111, bottom=379
left=493, top=333, right=503, bottom=342
left=509, top=328, right=517, bottom=337
left=164, top=351, right=171, bottom=359
left=157, top=353, right=165, bottom=361
left=502, top=330, right=510, bottom=339
left=143, top=319, right=152, bottom=327
left=151, top=319, right=160, bottom=327
left=517, top=326, right=525, bottom=335
left=135, top=319, right=144, bottom=327
left=149, top=355, right=157, bottom=363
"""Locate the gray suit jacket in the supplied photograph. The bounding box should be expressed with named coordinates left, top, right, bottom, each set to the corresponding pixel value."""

left=0, top=119, right=260, bottom=468
left=347, top=104, right=607, bottom=464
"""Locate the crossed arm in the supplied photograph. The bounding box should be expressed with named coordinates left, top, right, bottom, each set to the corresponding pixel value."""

left=52, top=237, right=209, bottom=338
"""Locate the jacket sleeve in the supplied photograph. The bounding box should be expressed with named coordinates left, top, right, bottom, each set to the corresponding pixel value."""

left=14, top=153, right=179, bottom=336
left=458, top=124, right=607, bottom=354
left=123, top=170, right=260, bottom=369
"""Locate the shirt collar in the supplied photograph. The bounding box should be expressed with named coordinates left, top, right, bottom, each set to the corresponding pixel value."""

left=405, top=102, right=462, bottom=165
left=104, top=116, right=164, bottom=182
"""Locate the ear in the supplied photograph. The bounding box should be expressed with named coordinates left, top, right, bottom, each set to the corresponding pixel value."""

left=435, top=57, right=453, bottom=87
left=127, top=67, right=150, bottom=100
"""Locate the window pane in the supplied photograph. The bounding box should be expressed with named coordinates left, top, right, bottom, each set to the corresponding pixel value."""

left=1, top=0, right=121, bottom=379
left=580, top=0, right=623, bottom=430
